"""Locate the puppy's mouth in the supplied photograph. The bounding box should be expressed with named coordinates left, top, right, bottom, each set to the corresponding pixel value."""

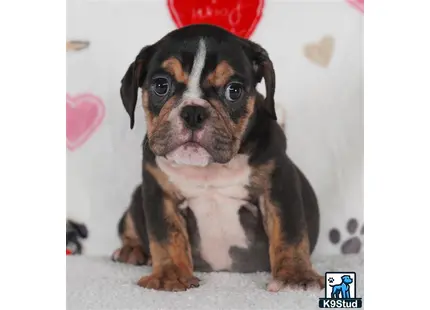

left=164, top=141, right=213, bottom=167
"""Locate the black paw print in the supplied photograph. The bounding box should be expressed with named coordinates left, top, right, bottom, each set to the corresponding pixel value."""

left=329, top=218, right=364, bottom=254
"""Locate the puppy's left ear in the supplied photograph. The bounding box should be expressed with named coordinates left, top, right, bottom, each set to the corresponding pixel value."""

left=241, top=40, right=277, bottom=120
left=120, top=45, right=155, bottom=129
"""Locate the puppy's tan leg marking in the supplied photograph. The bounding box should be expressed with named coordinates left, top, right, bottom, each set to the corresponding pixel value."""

left=261, top=195, right=324, bottom=291
left=251, top=161, right=323, bottom=291
left=137, top=196, right=199, bottom=291
left=137, top=166, right=197, bottom=291
left=112, top=212, right=151, bottom=266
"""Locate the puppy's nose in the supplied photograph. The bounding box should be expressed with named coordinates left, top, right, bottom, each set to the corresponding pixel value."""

left=180, top=105, right=209, bottom=130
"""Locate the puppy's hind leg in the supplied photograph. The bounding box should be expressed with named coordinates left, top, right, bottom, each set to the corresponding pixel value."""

left=112, top=186, right=151, bottom=266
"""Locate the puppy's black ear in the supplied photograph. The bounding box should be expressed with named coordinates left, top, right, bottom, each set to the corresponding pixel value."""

left=241, top=40, right=277, bottom=120
left=120, top=45, right=155, bottom=129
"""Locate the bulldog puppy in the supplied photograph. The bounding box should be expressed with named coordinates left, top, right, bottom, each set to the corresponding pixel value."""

left=112, top=24, right=323, bottom=292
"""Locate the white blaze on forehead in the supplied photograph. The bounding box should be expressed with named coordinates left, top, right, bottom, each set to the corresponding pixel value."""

left=184, top=39, right=206, bottom=99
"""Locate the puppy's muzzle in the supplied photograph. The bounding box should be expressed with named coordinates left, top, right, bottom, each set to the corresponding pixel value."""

left=180, top=105, right=209, bottom=130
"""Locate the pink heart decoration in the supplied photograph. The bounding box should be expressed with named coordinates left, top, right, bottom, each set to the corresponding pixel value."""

left=347, top=0, right=364, bottom=13
left=66, top=93, right=105, bottom=151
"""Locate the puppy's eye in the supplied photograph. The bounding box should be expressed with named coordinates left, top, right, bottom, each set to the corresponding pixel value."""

left=224, top=82, right=243, bottom=102
left=151, top=77, right=170, bottom=96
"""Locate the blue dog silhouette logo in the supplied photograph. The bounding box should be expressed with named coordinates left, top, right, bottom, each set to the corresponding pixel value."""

left=329, top=275, right=353, bottom=299
left=319, top=272, right=362, bottom=308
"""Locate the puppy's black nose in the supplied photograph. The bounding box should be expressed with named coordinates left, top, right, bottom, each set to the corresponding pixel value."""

left=180, top=105, right=209, bottom=130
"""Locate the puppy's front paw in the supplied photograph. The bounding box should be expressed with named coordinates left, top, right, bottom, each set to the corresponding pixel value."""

left=111, top=245, right=151, bottom=266
left=267, top=267, right=324, bottom=292
left=137, top=264, right=200, bottom=291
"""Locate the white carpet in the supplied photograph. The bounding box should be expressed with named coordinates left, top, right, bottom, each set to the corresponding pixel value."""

left=67, top=253, right=363, bottom=310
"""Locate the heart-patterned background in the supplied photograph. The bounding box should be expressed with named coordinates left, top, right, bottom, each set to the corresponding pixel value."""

left=66, top=93, right=105, bottom=151
left=67, top=0, right=363, bottom=257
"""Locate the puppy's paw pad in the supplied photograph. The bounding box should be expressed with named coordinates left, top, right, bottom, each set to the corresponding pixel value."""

left=137, top=267, right=200, bottom=291
left=267, top=279, right=323, bottom=292
left=268, top=270, right=324, bottom=292
left=111, top=248, right=121, bottom=261
left=138, top=275, right=161, bottom=290
left=181, top=275, right=200, bottom=288
left=138, top=275, right=200, bottom=291
left=266, top=280, right=284, bottom=292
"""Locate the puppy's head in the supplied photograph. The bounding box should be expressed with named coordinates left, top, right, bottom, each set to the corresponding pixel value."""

left=120, top=24, right=276, bottom=166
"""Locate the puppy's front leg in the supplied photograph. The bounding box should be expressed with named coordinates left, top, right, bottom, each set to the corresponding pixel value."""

left=260, top=158, right=324, bottom=292
left=137, top=164, right=199, bottom=291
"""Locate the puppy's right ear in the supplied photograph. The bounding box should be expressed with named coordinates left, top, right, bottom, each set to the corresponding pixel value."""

left=120, top=45, right=154, bottom=129
left=238, top=39, right=277, bottom=121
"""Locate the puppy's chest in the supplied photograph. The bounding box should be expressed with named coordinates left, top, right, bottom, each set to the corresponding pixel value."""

left=156, top=155, right=252, bottom=201
left=156, top=156, right=257, bottom=271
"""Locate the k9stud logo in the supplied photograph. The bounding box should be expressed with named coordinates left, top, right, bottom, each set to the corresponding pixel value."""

left=319, top=272, right=363, bottom=308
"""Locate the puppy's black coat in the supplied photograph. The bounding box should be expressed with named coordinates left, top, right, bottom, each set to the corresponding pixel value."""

left=114, top=24, right=323, bottom=291
left=118, top=97, right=320, bottom=272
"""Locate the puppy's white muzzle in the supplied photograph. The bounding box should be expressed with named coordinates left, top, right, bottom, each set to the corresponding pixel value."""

left=165, top=142, right=212, bottom=167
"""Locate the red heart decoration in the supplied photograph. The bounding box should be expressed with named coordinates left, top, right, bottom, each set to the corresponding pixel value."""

left=66, top=93, right=105, bottom=151
left=168, top=0, right=265, bottom=39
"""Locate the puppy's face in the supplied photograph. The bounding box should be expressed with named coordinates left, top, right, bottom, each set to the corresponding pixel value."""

left=120, top=25, right=276, bottom=166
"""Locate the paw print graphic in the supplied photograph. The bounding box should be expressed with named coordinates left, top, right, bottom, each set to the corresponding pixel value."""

left=329, top=218, right=364, bottom=254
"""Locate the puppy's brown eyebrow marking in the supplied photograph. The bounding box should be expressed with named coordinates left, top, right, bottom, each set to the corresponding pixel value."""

left=162, top=57, right=189, bottom=84
left=206, top=61, right=235, bottom=87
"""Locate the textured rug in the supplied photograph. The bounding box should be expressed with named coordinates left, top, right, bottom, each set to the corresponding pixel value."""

left=67, top=253, right=364, bottom=310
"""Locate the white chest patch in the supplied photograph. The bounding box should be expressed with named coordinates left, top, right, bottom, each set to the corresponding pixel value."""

left=156, top=155, right=252, bottom=270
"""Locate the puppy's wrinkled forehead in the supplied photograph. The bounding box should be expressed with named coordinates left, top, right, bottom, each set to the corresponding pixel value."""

left=149, top=36, right=252, bottom=95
